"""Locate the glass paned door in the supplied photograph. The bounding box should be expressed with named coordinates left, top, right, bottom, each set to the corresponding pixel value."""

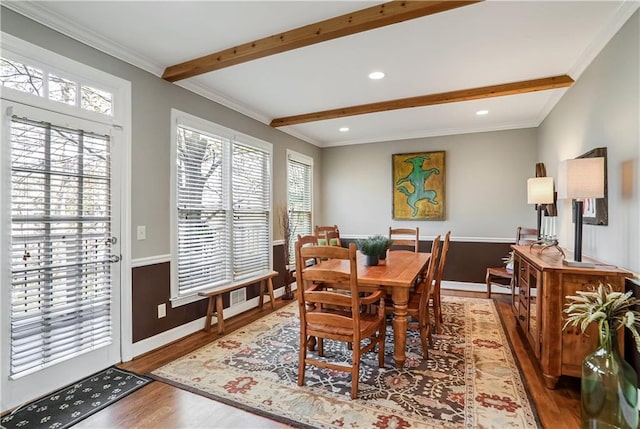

left=1, top=101, right=121, bottom=409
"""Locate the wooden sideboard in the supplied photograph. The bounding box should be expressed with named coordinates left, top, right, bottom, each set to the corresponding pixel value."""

left=511, top=245, right=632, bottom=389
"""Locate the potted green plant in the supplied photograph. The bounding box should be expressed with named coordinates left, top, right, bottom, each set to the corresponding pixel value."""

left=355, top=236, right=387, bottom=266
left=563, top=283, right=640, bottom=429
left=371, top=235, right=393, bottom=260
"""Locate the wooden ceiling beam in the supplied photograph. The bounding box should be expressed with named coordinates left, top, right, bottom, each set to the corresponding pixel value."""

left=162, top=1, right=483, bottom=82
left=269, top=75, right=574, bottom=127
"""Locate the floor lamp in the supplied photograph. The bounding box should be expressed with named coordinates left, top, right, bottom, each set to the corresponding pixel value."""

left=557, top=157, right=605, bottom=267
left=527, top=177, right=554, bottom=240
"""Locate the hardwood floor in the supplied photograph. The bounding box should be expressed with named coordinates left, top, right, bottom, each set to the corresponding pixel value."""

left=78, top=291, right=580, bottom=428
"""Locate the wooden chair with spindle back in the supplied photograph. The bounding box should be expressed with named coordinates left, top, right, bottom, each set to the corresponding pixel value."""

left=485, top=227, right=538, bottom=298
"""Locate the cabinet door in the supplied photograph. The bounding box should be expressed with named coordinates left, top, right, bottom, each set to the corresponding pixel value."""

left=511, top=255, right=521, bottom=314
left=560, top=274, right=624, bottom=376
left=526, top=268, right=541, bottom=358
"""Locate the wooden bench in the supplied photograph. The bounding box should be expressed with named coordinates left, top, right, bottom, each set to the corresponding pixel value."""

left=198, top=270, right=279, bottom=334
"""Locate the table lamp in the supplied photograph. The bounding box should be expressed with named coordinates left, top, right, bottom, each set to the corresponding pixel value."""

left=527, top=177, right=554, bottom=240
left=557, top=157, right=605, bottom=267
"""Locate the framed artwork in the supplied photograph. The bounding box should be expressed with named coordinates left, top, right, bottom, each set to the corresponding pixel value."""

left=575, top=147, right=608, bottom=226
left=392, top=151, right=445, bottom=220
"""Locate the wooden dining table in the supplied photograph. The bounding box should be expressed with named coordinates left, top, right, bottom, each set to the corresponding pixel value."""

left=305, top=250, right=431, bottom=369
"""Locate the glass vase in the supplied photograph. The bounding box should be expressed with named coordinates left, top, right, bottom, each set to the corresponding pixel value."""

left=581, top=326, right=639, bottom=429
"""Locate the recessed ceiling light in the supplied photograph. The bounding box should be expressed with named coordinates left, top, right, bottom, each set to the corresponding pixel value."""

left=368, top=71, right=385, bottom=80
left=476, top=110, right=489, bottom=116
left=339, top=127, right=349, bottom=132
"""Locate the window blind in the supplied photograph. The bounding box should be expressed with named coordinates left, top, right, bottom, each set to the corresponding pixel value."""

left=9, top=116, right=112, bottom=377
left=287, top=156, right=312, bottom=265
left=176, top=123, right=271, bottom=296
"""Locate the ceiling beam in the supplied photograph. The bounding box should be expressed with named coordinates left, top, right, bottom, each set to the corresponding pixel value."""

left=269, top=75, right=575, bottom=127
left=162, top=1, right=483, bottom=82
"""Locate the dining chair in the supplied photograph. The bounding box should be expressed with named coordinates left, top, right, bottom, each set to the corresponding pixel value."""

left=315, top=224, right=339, bottom=239
left=296, top=234, right=319, bottom=265
left=322, top=230, right=341, bottom=246
left=389, top=227, right=419, bottom=252
left=431, top=231, right=451, bottom=334
left=387, top=235, right=441, bottom=359
left=295, top=241, right=386, bottom=399
left=485, top=226, right=538, bottom=298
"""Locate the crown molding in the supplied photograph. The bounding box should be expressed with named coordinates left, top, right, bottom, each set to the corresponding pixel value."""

left=569, top=0, right=640, bottom=80
left=3, top=1, right=165, bottom=76
left=318, top=120, right=540, bottom=148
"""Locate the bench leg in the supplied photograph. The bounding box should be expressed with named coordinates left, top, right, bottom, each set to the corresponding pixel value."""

left=267, top=277, right=275, bottom=310
left=259, top=279, right=265, bottom=309
left=485, top=271, right=492, bottom=299
left=204, top=297, right=214, bottom=332
left=216, top=295, right=225, bottom=334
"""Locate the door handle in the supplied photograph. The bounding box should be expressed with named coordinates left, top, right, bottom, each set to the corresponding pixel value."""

left=109, top=254, right=121, bottom=263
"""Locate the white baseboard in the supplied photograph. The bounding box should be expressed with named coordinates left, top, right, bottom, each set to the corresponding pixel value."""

left=129, top=283, right=297, bottom=359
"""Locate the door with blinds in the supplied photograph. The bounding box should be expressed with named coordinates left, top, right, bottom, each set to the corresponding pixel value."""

left=1, top=102, right=121, bottom=408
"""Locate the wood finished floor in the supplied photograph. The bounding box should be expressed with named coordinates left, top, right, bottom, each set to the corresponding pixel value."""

left=77, top=291, right=580, bottom=428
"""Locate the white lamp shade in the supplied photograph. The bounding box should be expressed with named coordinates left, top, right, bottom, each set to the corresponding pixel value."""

left=527, top=177, right=554, bottom=204
left=557, top=157, right=605, bottom=199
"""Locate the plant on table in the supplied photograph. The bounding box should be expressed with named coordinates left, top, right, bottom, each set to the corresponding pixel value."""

left=355, top=236, right=388, bottom=266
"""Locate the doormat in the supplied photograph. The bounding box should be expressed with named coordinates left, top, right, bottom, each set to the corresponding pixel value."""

left=1, top=366, right=151, bottom=429
left=151, top=296, right=541, bottom=428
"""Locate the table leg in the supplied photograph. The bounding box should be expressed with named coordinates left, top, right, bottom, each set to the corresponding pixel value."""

left=391, top=288, right=410, bottom=369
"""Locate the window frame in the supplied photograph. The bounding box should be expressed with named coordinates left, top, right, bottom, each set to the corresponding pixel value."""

left=1, top=33, right=125, bottom=126
left=170, top=109, right=273, bottom=307
left=286, top=149, right=314, bottom=266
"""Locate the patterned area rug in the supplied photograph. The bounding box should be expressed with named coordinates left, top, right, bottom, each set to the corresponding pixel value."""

left=151, top=296, right=540, bottom=428
left=1, top=367, right=151, bottom=429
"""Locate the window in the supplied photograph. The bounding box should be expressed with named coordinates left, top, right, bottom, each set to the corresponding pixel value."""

left=287, top=151, right=313, bottom=265
left=1, top=57, right=114, bottom=116
left=172, top=111, right=272, bottom=300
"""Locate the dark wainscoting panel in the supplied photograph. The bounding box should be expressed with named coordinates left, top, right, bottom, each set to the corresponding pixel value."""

left=132, top=245, right=288, bottom=343
left=342, top=238, right=513, bottom=284
left=131, top=241, right=511, bottom=342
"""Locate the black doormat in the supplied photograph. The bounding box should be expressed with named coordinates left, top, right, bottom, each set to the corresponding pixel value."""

left=1, top=366, right=151, bottom=429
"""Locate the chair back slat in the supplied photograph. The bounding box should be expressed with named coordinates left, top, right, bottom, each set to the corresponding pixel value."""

left=418, top=235, right=442, bottom=318
left=389, top=227, right=419, bottom=252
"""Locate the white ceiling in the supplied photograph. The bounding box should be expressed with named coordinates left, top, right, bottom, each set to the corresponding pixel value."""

left=6, top=1, right=638, bottom=147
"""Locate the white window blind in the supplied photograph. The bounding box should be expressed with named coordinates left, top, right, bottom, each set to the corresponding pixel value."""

left=9, top=116, right=113, bottom=377
left=287, top=154, right=312, bottom=265
left=175, top=120, right=271, bottom=297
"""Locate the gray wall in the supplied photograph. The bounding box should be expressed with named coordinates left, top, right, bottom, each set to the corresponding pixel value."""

left=538, top=10, right=639, bottom=272
left=321, top=128, right=539, bottom=239
left=1, top=7, right=322, bottom=259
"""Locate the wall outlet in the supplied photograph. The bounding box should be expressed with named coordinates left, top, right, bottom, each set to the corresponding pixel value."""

left=137, top=225, right=146, bottom=240
left=230, top=289, right=246, bottom=306
left=157, top=303, right=166, bottom=318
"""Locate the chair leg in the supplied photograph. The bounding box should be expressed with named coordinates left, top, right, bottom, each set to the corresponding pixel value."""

left=318, top=338, right=324, bottom=357
left=298, top=333, right=307, bottom=387
left=434, top=285, right=442, bottom=334
left=351, top=346, right=360, bottom=399
left=378, top=322, right=386, bottom=368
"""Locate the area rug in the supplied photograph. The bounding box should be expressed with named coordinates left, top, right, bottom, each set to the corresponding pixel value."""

left=1, top=367, right=151, bottom=429
left=151, top=296, right=540, bottom=428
